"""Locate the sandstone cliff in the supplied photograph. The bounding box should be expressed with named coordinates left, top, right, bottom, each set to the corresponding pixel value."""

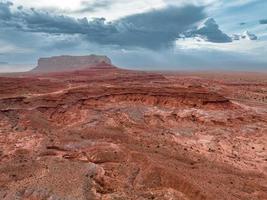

left=31, top=55, right=113, bottom=72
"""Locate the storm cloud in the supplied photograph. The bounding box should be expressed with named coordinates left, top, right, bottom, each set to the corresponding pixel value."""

left=182, top=18, right=232, bottom=43
left=0, top=3, right=210, bottom=49
left=259, top=19, right=267, bottom=24
left=109, top=5, right=206, bottom=49
left=0, top=1, right=12, bottom=19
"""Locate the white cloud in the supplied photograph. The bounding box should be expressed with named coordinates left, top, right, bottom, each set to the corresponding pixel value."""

left=10, top=0, right=166, bottom=20
left=181, top=18, right=232, bottom=43
left=9, top=0, right=220, bottom=20
left=11, top=0, right=82, bottom=10
left=9, top=0, right=262, bottom=21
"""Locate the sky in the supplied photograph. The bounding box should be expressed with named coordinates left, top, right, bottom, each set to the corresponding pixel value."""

left=0, top=0, right=267, bottom=72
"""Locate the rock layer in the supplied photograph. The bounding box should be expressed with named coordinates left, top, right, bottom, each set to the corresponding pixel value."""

left=0, top=67, right=266, bottom=200
left=32, top=55, right=113, bottom=73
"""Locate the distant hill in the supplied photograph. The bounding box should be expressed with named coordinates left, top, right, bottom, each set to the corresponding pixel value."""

left=31, top=55, right=114, bottom=73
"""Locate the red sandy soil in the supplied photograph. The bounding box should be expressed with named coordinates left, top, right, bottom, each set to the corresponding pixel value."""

left=0, top=67, right=266, bottom=200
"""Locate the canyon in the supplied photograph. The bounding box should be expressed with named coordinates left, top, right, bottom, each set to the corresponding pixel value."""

left=0, top=56, right=266, bottom=200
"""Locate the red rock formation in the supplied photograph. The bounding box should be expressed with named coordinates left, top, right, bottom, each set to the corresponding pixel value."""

left=31, top=55, right=113, bottom=73
left=0, top=67, right=266, bottom=200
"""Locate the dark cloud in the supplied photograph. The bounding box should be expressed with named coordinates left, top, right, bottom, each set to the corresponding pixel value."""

left=0, top=1, right=12, bottom=19
left=17, top=5, right=23, bottom=10
left=259, top=19, right=267, bottom=24
left=0, top=4, right=208, bottom=49
left=0, top=3, right=116, bottom=35
left=1, top=3, right=232, bottom=49
left=18, top=11, right=116, bottom=35
left=0, top=3, right=231, bottom=50
left=182, top=18, right=232, bottom=43
left=108, top=6, right=206, bottom=49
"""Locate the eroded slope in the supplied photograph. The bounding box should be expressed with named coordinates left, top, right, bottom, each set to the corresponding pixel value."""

left=0, top=68, right=266, bottom=200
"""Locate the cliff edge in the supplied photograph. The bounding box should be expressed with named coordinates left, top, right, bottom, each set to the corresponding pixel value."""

left=31, top=55, right=113, bottom=73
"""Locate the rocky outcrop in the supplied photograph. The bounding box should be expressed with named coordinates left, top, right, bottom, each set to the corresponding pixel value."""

left=0, top=68, right=266, bottom=200
left=31, top=55, right=113, bottom=73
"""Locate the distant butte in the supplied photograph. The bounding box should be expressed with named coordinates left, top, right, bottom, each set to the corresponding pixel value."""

left=31, top=55, right=115, bottom=73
